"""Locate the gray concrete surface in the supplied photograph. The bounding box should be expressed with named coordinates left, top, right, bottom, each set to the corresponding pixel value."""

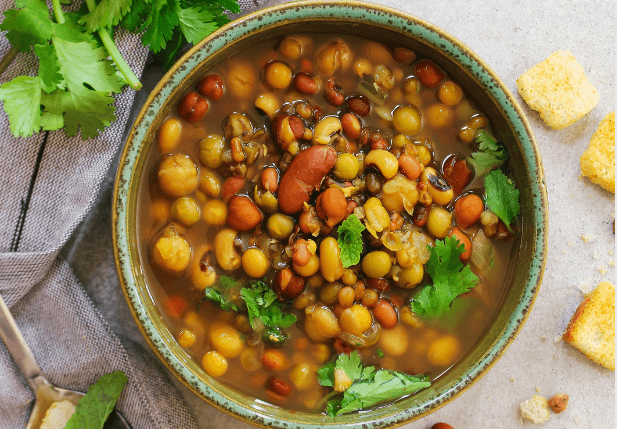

left=68, top=1, right=615, bottom=428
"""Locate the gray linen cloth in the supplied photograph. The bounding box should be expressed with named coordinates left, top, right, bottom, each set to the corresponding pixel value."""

left=0, top=0, right=267, bottom=427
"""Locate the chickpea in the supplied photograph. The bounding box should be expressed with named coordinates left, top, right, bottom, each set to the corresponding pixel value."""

left=289, top=362, right=316, bottom=391
left=319, top=237, right=344, bottom=282
left=377, top=324, right=409, bottom=356
left=426, top=103, right=454, bottom=128
left=437, top=81, right=463, bottom=106
left=396, top=264, right=424, bottom=289
left=353, top=58, right=373, bottom=77
left=426, top=207, right=452, bottom=239
left=362, top=251, right=392, bottom=278
left=315, top=40, right=351, bottom=75
left=340, top=304, right=372, bottom=336
left=264, top=61, right=293, bottom=90
left=401, top=76, right=420, bottom=95
left=279, top=38, right=302, bottom=60
left=177, top=329, right=196, bottom=348
left=157, top=154, right=198, bottom=198
left=311, top=343, right=331, bottom=363
left=209, top=323, right=244, bottom=358
left=293, top=252, right=319, bottom=276
left=171, top=196, right=200, bottom=227
left=214, top=228, right=241, bottom=271
left=202, top=351, right=228, bottom=377
left=267, top=213, right=294, bottom=240
left=468, top=114, right=487, bottom=129
left=197, top=135, right=225, bottom=169
left=198, top=170, right=221, bottom=198
left=320, top=282, right=342, bottom=306
left=427, top=335, right=461, bottom=367
left=338, top=286, right=355, bottom=308
left=152, top=235, right=191, bottom=274
left=240, top=348, right=262, bottom=372
left=392, top=105, right=422, bottom=136
left=305, top=306, right=340, bottom=341
left=391, top=133, right=412, bottom=148
left=202, top=199, right=228, bottom=226
left=361, top=289, right=379, bottom=308
left=158, top=118, right=182, bottom=152
left=341, top=269, right=357, bottom=286
left=333, top=153, right=360, bottom=180
left=242, top=248, right=269, bottom=278
left=227, top=61, right=256, bottom=99
left=151, top=199, right=171, bottom=221
left=458, top=126, right=475, bottom=143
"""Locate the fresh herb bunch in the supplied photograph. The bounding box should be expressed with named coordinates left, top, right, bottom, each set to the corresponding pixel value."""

left=0, top=0, right=239, bottom=139
left=63, top=370, right=127, bottom=429
left=411, top=236, right=479, bottom=316
left=317, top=351, right=431, bottom=416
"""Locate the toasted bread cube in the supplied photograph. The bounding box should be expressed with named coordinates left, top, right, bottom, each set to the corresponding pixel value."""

left=520, top=395, right=550, bottom=424
left=516, top=51, right=599, bottom=130
left=563, top=281, right=615, bottom=370
left=40, top=400, right=76, bottom=429
left=580, top=111, right=615, bottom=193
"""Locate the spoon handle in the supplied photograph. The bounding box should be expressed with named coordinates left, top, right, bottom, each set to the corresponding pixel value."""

left=0, top=293, right=49, bottom=393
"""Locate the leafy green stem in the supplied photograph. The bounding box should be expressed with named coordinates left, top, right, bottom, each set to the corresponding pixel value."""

left=0, top=46, right=19, bottom=76
left=84, top=0, right=142, bottom=90
left=51, top=0, right=66, bottom=24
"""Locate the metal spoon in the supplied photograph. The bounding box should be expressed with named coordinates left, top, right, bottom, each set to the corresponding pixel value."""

left=0, top=293, right=131, bottom=429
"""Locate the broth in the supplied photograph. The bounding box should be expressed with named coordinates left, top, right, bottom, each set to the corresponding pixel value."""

left=137, top=33, right=516, bottom=414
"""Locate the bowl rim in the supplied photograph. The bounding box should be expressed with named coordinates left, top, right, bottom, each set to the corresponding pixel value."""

left=112, top=1, right=548, bottom=427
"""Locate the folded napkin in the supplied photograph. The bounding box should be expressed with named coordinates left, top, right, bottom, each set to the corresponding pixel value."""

left=0, top=1, right=268, bottom=427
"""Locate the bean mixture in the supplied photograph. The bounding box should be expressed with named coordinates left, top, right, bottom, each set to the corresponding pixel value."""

left=138, top=34, right=518, bottom=414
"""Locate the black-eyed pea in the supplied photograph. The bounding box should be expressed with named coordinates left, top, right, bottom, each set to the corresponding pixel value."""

left=254, top=93, right=281, bottom=117
left=421, top=167, right=453, bottom=205
left=202, top=351, right=228, bottom=377
left=214, top=228, right=241, bottom=271
left=427, top=334, right=461, bottom=367
left=158, top=118, right=182, bottom=152
left=364, top=149, right=399, bottom=179
left=203, top=199, right=228, bottom=226
left=312, top=116, right=342, bottom=145
left=377, top=324, right=409, bottom=356
left=189, top=247, right=216, bottom=291
left=242, top=248, right=269, bottom=278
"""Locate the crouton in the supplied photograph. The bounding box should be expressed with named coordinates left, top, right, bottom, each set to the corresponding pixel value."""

left=580, top=111, right=615, bottom=193
left=40, top=400, right=76, bottom=429
left=520, top=395, right=550, bottom=424
left=516, top=51, right=599, bottom=129
left=563, top=281, right=615, bottom=370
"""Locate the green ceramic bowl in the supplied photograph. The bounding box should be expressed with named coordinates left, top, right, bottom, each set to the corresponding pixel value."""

left=113, top=1, right=548, bottom=427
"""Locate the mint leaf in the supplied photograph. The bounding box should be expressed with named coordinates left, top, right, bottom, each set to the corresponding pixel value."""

left=468, top=131, right=508, bottom=176
left=411, top=237, right=479, bottom=316
left=63, top=371, right=128, bottom=429
left=484, top=169, right=520, bottom=230
left=337, top=214, right=365, bottom=268
left=0, top=76, right=42, bottom=137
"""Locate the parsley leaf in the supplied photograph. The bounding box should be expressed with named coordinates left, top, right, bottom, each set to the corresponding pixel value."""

left=337, top=214, right=365, bottom=268
left=411, top=237, right=479, bottom=316
left=63, top=371, right=128, bottom=429
left=0, top=77, right=42, bottom=137
left=468, top=130, right=508, bottom=177
left=200, top=275, right=239, bottom=312
left=318, top=351, right=430, bottom=416
left=484, top=169, right=520, bottom=231
left=240, top=280, right=297, bottom=344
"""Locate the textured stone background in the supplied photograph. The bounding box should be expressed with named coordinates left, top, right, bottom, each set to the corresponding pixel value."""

left=66, top=1, right=615, bottom=428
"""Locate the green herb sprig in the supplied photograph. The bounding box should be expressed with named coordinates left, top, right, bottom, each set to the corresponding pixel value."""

left=484, top=169, right=520, bottom=231
left=337, top=214, right=365, bottom=268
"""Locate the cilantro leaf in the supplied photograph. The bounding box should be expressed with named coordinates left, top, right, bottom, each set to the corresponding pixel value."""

left=0, top=0, right=53, bottom=52
left=213, top=0, right=241, bottom=14
left=337, top=214, right=365, bottom=268
left=0, top=76, right=42, bottom=137
left=319, top=352, right=430, bottom=416
left=240, top=280, right=297, bottom=344
left=199, top=275, right=240, bottom=311
left=468, top=131, right=508, bottom=177
left=63, top=371, right=128, bottom=429
left=411, top=237, right=479, bottom=316
left=141, top=0, right=180, bottom=54
left=177, top=6, right=219, bottom=44
left=34, top=44, right=65, bottom=93
left=80, top=0, right=133, bottom=33
left=375, top=348, right=384, bottom=358
left=484, top=169, right=520, bottom=231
